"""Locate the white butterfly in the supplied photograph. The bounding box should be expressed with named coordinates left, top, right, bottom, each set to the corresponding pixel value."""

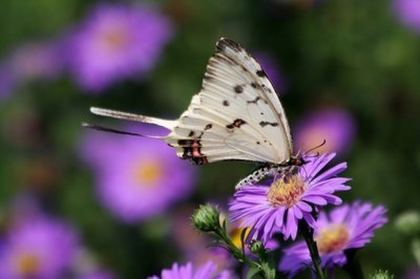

left=86, top=38, right=304, bottom=188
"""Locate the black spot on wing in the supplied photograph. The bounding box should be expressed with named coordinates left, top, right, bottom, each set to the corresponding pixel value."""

left=247, top=96, right=268, bottom=104
left=223, top=100, right=230, bottom=106
left=226, top=119, right=247, bottom=129
left=256, top=70, right=266, bottom=77
left=259, top=121, right=279, bottom=127
left=188, top=131, right=195, bottom=137
left=204, top=124, right=213, bottom=130
left=247, top=97, right=261, bottom=104
left=234, top=85, right=243, bottom=93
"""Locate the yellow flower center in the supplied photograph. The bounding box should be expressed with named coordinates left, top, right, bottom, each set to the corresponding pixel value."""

left=230, top=227, right=250, bottom=249
left=267, top=175, right=306, bottom=208
left=132, top=160, right=163, bottom=186
left=315, top=224, right=350, bottom=254
left=99, top=26, right=129, bottom=52
left=15, top=253, right=40, bottom=276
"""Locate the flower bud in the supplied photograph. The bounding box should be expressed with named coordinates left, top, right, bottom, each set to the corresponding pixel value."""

left=250, top=240, right=264, bottom=255
left=395, top=211, right=420, bottom=236
left=192, top=204, right=220, bottom=232
left=369, top=270, right=394, bottom=279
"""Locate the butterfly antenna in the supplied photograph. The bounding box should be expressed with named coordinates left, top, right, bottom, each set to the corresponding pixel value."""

left=81, top=122, right=156, bottom=138
left=305, top=139, right=327, bottom=154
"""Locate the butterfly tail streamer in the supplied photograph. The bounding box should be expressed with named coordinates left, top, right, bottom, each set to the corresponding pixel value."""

left=90, top=107, right=177, bottom=130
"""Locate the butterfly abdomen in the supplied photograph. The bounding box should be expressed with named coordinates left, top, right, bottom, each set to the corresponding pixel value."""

left=235, top=165, right=279, bottom=189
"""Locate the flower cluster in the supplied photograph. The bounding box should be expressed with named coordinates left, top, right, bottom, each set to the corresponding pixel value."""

left=222, top=152, right=387, bottom=277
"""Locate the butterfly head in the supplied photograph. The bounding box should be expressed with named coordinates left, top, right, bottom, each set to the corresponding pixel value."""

left=288, top=154, right=305, bottom=167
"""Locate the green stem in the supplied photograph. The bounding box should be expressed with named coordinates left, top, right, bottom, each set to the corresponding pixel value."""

left=214, top=228, right=255, bottom=266
left=301, top=222, right=326, bottom=279
left=214, top=227, right=276, bottom=279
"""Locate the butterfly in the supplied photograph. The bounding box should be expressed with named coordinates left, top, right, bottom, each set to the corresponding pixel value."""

left=85, top=38, right=307, bottom=188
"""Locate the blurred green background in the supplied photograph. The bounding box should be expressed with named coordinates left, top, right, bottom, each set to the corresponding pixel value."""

left=0, top=0, right=419, bottom=278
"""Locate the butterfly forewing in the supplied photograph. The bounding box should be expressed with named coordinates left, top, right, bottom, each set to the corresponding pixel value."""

left=166, top=38, right=292, bottom=165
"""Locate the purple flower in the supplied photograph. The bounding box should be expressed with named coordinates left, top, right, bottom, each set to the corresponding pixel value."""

left=293, top=108, right=356, bottom=155
left=279, top=202, right=387, bottom=276
left=79, top=125, right=196, bottom=223
left=148, top=261, right=234, bottom=279
left=393, top=0, right=420, bottom=32
left=69, top=3, right=173, bottom=92
left=229, top=153, right=350, bottom=242
left=0, top=64, right=16, bottom=101
left=403, top=266, right=420, bottom=279
left=0, top=215, right=79, bottom=279
left=10, top=41, right=64, bottom=81
left=254, top=52, right=286, bottom=94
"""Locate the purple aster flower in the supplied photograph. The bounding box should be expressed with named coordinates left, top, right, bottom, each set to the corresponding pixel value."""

left=0, top=63, right=16, bottom=101
left=229, top=153, right=350, bottom=242
left=0, top=215, right=79, bottom=279
left=254, top=52, right=286, bottom=94
left=69, top=3, right=173, bottom=92
left=79, top=125, right=196, bottom=223
left=148, top=261, right=234, bottom=279
left=393, top=0, right=420, bottom=32
left=279, top=201, right=387, bottom=276
left=293, top=108, right=356, bottom=155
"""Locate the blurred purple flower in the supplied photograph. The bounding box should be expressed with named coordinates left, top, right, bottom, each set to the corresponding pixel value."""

left=0, top=215, right=79, bottom=279
left=148, top=261, right=234, bottom=279
left=0, top=64, right=16, bottom=101
left=229, top=153, right=350, bottom=242
left=254, top=52, right=286, bottom=94
left=393, top=0, right=420, bottom=32
left=69, top=3, right=173, bottom=92
left=294, top=108, right=355, bottom=155
left=279, top=202, right=387, bottom=276
left=10, top=41, right=64, bottom=81
left=403, top=266, right=420, bottom=279
left=80, top=125, right=196, bottom=223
